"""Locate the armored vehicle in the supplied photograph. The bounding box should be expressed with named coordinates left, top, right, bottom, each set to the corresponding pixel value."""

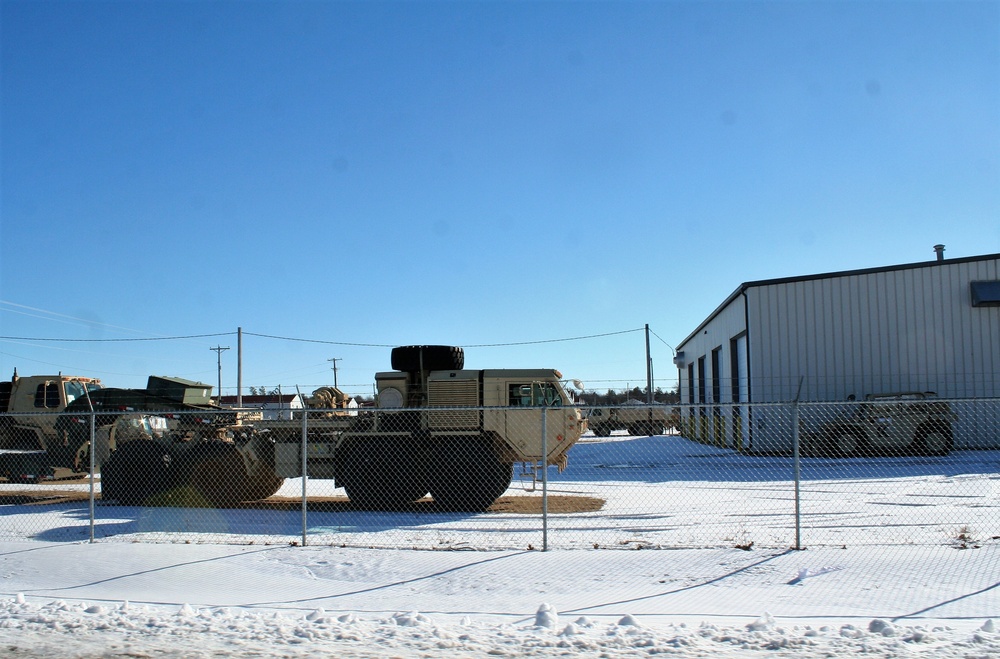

left=806, top=392, right=956, bottom=457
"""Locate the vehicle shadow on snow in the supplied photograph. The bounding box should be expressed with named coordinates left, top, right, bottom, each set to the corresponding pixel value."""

left=557, top=434, right=1000, bottom=484
left=15, top=496, right=588, bottom=542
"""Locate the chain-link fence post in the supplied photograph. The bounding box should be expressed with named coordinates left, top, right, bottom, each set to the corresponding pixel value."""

left=297, top=386, right=308, bottom=547
left=791, top=399, right=802, bottom=550
left=89, top=410, right=96, bottom=543
left=542, top=406, right=548, bottom=552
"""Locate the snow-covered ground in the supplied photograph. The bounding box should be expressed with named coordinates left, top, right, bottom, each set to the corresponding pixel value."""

left=1, top=434, right=998, bottom=657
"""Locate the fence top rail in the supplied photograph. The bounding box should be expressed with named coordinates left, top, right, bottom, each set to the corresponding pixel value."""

left=676, top=397, right=1000, bottom=407
left=3, top=397, right=998, bottom=419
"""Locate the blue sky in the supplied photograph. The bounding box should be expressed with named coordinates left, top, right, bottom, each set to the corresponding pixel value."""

left=2, top=0, right=998, bottom=398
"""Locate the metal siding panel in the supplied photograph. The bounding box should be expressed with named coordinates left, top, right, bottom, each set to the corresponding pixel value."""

left=793, top=280, right=810, bottom=398
left=746, top=287, right=767, bottom=401
left=819, top=279, right=835, bottom=395
left=772, top=285, right=786, bottom=398
left=907, top=267, right=924, bottom=391
left=764, top=285, right=783, bottom=400
left=881, top=270, right=897, bottom=392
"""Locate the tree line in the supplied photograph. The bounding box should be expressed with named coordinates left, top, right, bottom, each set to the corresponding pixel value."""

left=576, top=387, right=679, bottom=406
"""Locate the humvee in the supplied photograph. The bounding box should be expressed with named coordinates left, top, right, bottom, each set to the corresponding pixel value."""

left=806, top=392, right=956, bottom=457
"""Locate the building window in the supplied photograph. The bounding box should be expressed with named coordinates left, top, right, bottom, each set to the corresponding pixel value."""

left=971, top=281, right=1000, bottom=307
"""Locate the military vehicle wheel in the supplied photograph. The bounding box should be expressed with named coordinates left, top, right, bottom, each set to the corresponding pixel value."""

left=913, top=424, right=953, bottom=456
left=182, top=441, right=273, bottom=507
left=241, top=438, right=285, bottom=501
left=430, top=439, right=513, bottom=512
left=832, top=429, right=863, bottom=458
left=100, top=440, right=174, bottom=505
left=390, top=345, right=464, bottom=372
left=336, top=438, right=429, bottom=509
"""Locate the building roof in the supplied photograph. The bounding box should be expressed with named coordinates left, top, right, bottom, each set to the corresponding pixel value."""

left=676, top=252, right=1000, bottom=351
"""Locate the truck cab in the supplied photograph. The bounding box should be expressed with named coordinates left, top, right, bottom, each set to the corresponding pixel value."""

left=0, top=372, right=103, bottom=481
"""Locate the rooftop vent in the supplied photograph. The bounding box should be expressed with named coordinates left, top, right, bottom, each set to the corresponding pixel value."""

left=933, top=244, right=945, bottom=261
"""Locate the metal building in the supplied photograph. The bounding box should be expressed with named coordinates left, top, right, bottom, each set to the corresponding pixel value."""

left=674, top=250, right=1000, bottom=452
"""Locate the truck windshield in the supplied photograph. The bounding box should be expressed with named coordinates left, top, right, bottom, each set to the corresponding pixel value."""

left=64, top=380, right=101, bottom=405
left=509, top=383, right=563, bottom=407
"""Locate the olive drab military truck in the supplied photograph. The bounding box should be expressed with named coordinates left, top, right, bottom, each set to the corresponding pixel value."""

left=74, top=345, right=585, bottom=512
left=803, top=391, right=957, bottom=457
left=0, top=370, right=104, bottom=482
left=586, top=401, right=672, bottom=437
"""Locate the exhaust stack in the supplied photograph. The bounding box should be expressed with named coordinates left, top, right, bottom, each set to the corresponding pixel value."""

left=933, top=244, right=945, bottom=261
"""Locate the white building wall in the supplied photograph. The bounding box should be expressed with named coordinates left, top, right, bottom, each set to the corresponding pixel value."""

left=678, top=298, right=746, bottom=405
left=676, top=295, right=748, bottom=448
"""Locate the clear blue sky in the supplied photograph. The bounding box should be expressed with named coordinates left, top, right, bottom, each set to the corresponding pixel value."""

left=2, top=0, right=998, bottom=398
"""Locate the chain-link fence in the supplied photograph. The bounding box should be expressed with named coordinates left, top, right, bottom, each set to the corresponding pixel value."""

left=1, top=398, right=998, bottom=552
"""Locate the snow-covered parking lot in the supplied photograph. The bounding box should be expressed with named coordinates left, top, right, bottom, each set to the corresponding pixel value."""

left=1, top=434, right=997, bottom=657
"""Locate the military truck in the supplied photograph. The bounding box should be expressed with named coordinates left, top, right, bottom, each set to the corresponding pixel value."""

left=586, top=401, right=672, bottom=437
left=0, top=370, right=103, bottom=481
left=89, top=345, right=586, bottom=512
left=270, top=345, right=586, bottom=511
left=804, top=391, right=956, bottom=457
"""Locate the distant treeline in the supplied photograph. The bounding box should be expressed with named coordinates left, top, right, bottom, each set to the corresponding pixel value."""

left=576, top=387, right=680, bottom=406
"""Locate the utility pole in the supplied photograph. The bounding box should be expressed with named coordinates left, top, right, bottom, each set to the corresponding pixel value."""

left=237, top=327, right=243, bottom=407
left=210, top=345, right=230, bottom=403
left=328, top=358, right=341, bottom=388
left=645, top=324, right=653, bottom=404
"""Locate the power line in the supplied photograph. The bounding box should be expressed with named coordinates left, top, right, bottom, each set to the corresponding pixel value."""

left=465, top=328, right=645, bottom=347
left=0, top=332, right=236, bottom=342
left=242, top=333, right=393, bottom=347
left=2, top=326, right=647, bottom=349
left=241, top=328, right=645, bottom=348
left=647, top=327, right=677, bottom=354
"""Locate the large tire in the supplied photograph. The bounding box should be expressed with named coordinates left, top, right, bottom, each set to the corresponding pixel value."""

left=831, top=429, right=863, bottom=458
left=180, top=441, right=279, bottom=507
left=241, top=437, right=285, bottom=501
left=100, top=440, right=175, bottom=506
left=390, top=345, right=464, bottom=372
left=430, top=438, right=513, bottom=513
left=335, top=437, right=430, bottom=509
left=913, top=424, right=953, bottom=456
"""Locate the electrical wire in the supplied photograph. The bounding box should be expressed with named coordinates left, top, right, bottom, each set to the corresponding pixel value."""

left=2, top=327, right=647, bottom=348
left=0, top=333, right=236, bottom=342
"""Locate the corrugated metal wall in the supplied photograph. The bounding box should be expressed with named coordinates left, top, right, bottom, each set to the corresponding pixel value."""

left=677, top=256, right=1000, bottom=452
left=747, top=257, right=1000, bottom=402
